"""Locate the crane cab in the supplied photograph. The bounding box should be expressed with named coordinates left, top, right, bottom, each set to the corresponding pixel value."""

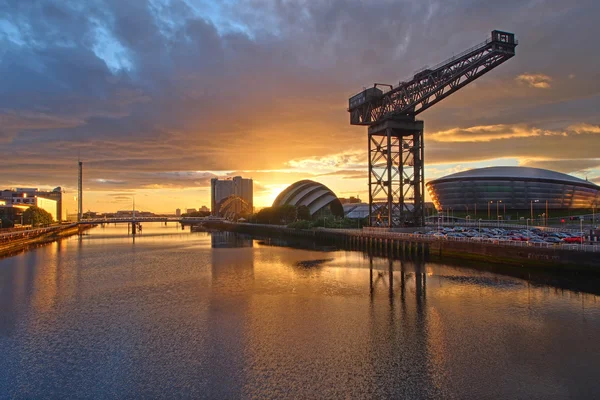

left=491, top=30, right=517, bottom=54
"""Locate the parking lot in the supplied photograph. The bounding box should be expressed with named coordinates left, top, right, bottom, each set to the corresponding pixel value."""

left=415, top=226, right=593, bottom=246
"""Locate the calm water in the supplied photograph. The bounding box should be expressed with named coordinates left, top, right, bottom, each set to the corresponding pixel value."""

left=1, top=223, right=599, bottom=399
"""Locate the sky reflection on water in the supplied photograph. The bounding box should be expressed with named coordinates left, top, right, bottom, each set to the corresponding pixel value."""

left=0, top=223, right=599, bottom=399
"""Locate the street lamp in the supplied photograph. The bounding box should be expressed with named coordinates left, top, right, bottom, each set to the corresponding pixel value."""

left=530, top=199, right=539, bottom=222
left=478, top=218, right=482, bottom=237
left=526, top=218, right=531, bottom=240
left=497, top=200, right=502, bottom=227
left=580, top=217, right=584, bottom=250
left=488, top=200, right=493, bottom=220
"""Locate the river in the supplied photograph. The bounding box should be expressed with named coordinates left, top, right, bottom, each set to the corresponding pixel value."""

left=1, top=222, right=599, bottom=399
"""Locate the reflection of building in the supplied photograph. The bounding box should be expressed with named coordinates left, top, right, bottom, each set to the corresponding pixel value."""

left=272, top=180, right=343, bottom=218
left=211, top=231, right=253, bottom=248
left=1, top=187, right=63, bottom=221
left=211, top=177, right=253, bottom=215
left=427, top=167, right=600, bottom=213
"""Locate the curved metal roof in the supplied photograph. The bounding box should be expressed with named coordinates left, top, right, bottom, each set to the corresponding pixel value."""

left=428, top=166, right=599, bottom=188
left=272, top=180, right=342, bottom=216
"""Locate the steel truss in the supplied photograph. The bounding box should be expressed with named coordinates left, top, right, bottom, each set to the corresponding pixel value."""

left=368, top=118, right=424, bottom=228
left=350, top=30, right=517, bottom=227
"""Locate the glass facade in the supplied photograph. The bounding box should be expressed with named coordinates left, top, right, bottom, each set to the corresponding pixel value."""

left=427, top=177, right=600, bottom=212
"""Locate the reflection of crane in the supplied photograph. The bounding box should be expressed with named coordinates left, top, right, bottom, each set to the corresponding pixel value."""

left=349, top=30, right=518, bottom=228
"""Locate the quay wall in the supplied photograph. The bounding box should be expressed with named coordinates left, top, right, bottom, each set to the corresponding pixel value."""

left=0, top=224, right=92, bottom=258
left=203, top=221, right=600, bottom=272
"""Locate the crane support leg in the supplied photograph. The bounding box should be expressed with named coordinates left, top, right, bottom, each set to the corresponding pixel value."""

left=368, top=118, right=424, bottom=228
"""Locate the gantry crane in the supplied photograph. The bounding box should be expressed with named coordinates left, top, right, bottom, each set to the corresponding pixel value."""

left=348, top=30, right=517, bottom=228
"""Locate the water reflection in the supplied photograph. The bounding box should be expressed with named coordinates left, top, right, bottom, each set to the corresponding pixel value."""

left=0, top=225, right=599, bottom=398
left=211, top=231, right=253, bottom=248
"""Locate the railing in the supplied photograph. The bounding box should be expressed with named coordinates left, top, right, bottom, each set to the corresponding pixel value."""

left=315, top=227, right=600, bottom=253
left=80, top=217, right=181, bottom=224
left=413, top=37, right=493, bottom=76
left=425, top=221, right=581, bottom=233
left=0, top=223, right=78, bottom=243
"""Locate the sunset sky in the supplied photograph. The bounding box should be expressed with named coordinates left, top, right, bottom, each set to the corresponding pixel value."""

left=1, top=0, right=599, bottom=214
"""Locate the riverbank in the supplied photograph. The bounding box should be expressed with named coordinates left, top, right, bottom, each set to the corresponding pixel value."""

left=202, top=221, right=600, bottom=272
left=0, top=224, right=93, bottom=258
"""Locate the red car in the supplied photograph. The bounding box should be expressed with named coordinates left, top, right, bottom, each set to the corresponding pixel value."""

left=563, top=236, right=583, bottom=244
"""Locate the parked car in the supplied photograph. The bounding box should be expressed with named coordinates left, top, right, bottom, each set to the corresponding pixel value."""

left=545, top=237, right=563, bottom=244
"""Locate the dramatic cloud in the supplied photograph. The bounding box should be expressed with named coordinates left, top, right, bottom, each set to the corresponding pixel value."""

left=569, top=123, right=600, bottom=134
left=519, top=159, right=600, bottom=174
left=429, top=124, right=548, bottom=143
left=1, top=0, right=599, bottom=211
left=516, top=73, right=552, bottom=89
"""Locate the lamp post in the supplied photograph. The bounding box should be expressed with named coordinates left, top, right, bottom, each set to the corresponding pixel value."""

left=530, top=199, right=539, bottom=222
left=478, top=218, right=482, bottom=237
left=488, top=201, right=493, bottom=220
left=580, top=217, right=584, bottom=250
left=497, top=200, right=502, bottom=227
left=526, top=218, right=530, bottom=240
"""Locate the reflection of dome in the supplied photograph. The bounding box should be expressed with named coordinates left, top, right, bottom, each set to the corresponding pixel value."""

left=272, top=180, right=344, bottom=218
left=427, top=166, right=600, bottom=211
left=218, top=195, right=252, bottom=217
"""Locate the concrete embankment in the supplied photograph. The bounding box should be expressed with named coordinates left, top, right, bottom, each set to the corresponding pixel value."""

left=203, top=221, right=600, bottom=272
left=0, top=224, right=92, bottom=258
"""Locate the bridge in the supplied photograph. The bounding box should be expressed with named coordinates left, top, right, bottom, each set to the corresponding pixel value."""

left=77, top=216, right=223, bottom=225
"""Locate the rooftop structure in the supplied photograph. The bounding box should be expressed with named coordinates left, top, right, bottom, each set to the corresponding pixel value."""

left=427, top=166, right=600, bottom=214
left=272, top=180, right=343, bottom=218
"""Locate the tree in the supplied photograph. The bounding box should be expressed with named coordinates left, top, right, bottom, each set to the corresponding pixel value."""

left=0, top=217, right=14, bottom=229
left=297, top=205, right=311, bottom=221
left=23, top=206, right=53, bottom=227
left=254, top=205, right=297, bottom=225
left=278, top=205, right=297, bottom=224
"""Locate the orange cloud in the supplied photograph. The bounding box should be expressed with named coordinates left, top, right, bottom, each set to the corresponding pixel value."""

left=515, top=73, right=552, bottom=89
left=429, top=124, right=553, bottom=143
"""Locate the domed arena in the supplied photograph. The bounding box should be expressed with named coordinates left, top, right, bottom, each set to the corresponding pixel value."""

left=427, top=166, right=600, bottom=213
left=272, top=180, right=344, bottom=218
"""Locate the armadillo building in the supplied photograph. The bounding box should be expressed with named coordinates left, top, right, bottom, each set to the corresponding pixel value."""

left=427, top=167, right=600, bottom=212
left=272, top=180, right=344, bottom=218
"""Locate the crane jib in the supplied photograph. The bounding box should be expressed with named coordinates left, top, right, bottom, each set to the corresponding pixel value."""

left=348, top=30, right=517, bottom=125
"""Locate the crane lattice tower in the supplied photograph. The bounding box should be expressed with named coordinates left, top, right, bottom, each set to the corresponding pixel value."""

left=348, top=30, right=518, bottom=228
